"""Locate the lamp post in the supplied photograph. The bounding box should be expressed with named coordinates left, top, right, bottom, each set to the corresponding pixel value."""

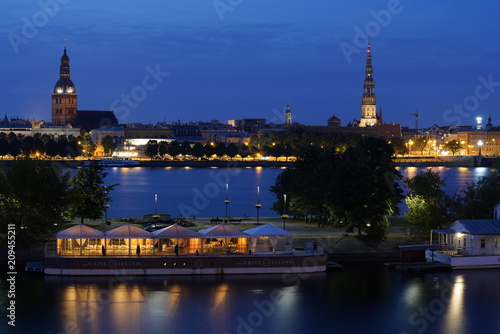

left=154, top=193, right=158, bottom=215
left=224, top=183, right=230, bottom=221
left=281, top=194, right=288, bottom=230
left=478, top=140, right=484, bottom=156
left=408, top=140, right=413, bottom=156
left=255, top=186, right=262, bottom=225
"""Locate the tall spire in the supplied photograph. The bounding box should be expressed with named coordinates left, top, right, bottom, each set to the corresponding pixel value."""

left=359, top=35, right=378, bottom=127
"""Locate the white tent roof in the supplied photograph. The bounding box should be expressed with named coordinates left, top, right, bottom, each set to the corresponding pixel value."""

left=105, top=224, right=152, bottom=239
left=152, top=224, right=200, bottom=238
left=56, top=224, right=105, bottom=239
left=198, top=224, right=248, bottom=238
left=244, top=224, right=291, bottom=236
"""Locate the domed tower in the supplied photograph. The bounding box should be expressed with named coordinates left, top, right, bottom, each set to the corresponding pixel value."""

left=52, top=47, right=78, bottom=126
left=359, top=36, right=378, bottom=127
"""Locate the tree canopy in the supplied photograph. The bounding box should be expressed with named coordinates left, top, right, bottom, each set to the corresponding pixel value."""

left=67, top=160, right=118, bottom=224
left=271, top=137, right=403, bottom=238
left=0, top=158, right=71, bottom=242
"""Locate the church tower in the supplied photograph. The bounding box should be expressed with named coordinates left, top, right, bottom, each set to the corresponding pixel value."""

left=359, top=36, right=378, bottom=127
left=285, top=104, right=292, bottom=125
left=52, top=47, right=77, bottom=126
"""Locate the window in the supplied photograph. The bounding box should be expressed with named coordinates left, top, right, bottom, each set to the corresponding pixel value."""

left=481, top=239, right=486, bottom=249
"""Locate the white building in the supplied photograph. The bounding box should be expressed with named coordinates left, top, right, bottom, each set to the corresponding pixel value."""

left=427, top=219, right=500, bottom=269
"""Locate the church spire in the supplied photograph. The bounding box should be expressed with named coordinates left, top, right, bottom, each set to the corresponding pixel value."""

left=359, top=35, right=378, bottom=127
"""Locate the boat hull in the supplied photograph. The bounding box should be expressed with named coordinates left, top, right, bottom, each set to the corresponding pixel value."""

left=44, top=253, right=327, bottom=276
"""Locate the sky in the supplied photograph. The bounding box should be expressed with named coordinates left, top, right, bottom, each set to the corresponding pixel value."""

left=1, top=0, right=499, bottom=129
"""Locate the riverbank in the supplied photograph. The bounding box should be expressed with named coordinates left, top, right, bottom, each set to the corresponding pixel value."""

left=2, top=216, right=423, bottom=266
left=1, top=155, right=496, bottom=168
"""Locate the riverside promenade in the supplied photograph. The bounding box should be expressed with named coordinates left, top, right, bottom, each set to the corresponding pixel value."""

left=5, top=216, right=424, bottom=266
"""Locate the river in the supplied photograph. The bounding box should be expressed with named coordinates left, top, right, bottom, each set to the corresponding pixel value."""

left=2, top=264, right=500, bottom=334
left=103, top=166, right=492, bottom=219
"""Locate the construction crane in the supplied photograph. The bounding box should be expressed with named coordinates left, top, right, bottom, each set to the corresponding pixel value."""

left=410, top=110, right=421, bottom=134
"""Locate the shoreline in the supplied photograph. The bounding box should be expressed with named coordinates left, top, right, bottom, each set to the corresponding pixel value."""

left=1, top=156, right=496, bottom=168
left=2, top=216, right=422, bottom=266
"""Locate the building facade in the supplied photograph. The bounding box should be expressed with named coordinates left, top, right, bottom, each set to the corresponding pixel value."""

left=359, top=36, right=380, bottom=127
left=52, top=47, right=78, bottom=126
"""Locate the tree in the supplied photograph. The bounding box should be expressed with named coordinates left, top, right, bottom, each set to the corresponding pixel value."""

left=204, top=142, right=215, bottom=158
left=0, top=137, right=9, bottom=157
left=180, top=141, right=191, bottom=157
left=168, top=140, right=181, bottom=158
left=22, top=136, right=35, bottom=155
left=452, top=170, right=500, bottom=219
left=413, top=137, right=428, bottom=155
left=191, top=142, right=205, bottom=160
left=0, top=158, right=71, bottom=242
left=57, top=136, right=69, bottom=157
left=404, top=168, right=452, bottom=233
left=329, top=138, right=403, bottom=237
left=390, top=137, right=407, bottom=156
left=145, top=140, right=158, bottom=159
left=270, top=137, right=403, bottom=238
left=9, top=137, right=22, bottom=157
left=226, top=143, right=238, bottom=160
left=214, top=142, right=226, bottom=159
left=443, top=140, right=462, bottom=156
left=67, top=160, right=118, bottom=224
left=101, top=135, right=116, bottom=156
left=45, top=138, right=59, bottom=157
left=238, top=144, right=250, bottom=160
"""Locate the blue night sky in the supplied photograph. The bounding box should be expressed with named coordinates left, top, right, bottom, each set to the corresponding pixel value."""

left=1, top=0, right=499, bottom=129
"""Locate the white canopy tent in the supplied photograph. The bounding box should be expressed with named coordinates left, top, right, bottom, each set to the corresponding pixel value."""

left=56, top=224, right=105, bottom=256
left=105, top=224, right=153, bottom=255
left=152, top=224, right=202, bottom=255
left=198, top=224, right=249, bottom=254
left=244, top=224, right=293, bottom=254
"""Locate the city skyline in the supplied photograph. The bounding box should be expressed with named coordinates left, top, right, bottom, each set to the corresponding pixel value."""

left=1, top=0, right=499, bottom=129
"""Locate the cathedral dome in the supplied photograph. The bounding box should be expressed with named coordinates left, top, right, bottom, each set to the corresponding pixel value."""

left=54, top=78, right=75, bottom=94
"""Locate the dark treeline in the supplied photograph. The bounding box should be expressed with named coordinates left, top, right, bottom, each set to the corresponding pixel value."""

left=0, top=132, right=92, bottom=158
left=145, top=128, right=366, bottom=160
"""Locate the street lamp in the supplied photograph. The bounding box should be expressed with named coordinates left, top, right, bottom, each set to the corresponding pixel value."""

left=408, top=140, right=413, bottom=156
left=224, top=183, right=230, bottom=220
left=281, top=194, right=288, bottom=230
left=478, top=140, right=484, bottom=156
left=154, top=193, right=158, bottom=215
left=255, top=186, right=262, bottom=225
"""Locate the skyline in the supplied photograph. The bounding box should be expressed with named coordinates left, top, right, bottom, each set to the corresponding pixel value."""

left=1, top=0, right=500, bottom=129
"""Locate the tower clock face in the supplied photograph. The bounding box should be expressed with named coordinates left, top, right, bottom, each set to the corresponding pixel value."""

left=67, top=87, right=74, bottom=93
left=56, top=87, right=63, bottom=93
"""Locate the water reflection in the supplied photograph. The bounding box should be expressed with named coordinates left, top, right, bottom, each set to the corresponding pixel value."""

left=443, top=275, right=466, bottom=334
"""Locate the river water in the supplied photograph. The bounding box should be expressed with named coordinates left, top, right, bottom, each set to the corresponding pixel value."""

left=2, top=166, right=498, bottom=334
left=2, top=264, right=500, bottom=334
left=103, top=166, right=492, bottom=219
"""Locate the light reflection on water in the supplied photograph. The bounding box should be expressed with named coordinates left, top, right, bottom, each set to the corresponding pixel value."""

left=103, top=167, right=492, bottom=219
left=3, top=267, right=500, bottom=334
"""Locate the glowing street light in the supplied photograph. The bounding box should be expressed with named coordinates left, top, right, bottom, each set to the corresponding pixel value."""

left=281, top=194, right=288, bottom=230
left=255, top=186, right=262, bottom=225
left=477, top=140, right=484, bottom=156
left=224, top=183, right=230, bottom=219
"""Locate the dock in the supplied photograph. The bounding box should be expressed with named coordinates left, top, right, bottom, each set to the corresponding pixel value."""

left=25, top=261, right=44, bottom=272
left=385, top=261, right=451, bottom=272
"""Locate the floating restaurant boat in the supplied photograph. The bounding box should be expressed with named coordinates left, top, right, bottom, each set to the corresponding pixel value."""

left=42, top=223, right=327, bottom=275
